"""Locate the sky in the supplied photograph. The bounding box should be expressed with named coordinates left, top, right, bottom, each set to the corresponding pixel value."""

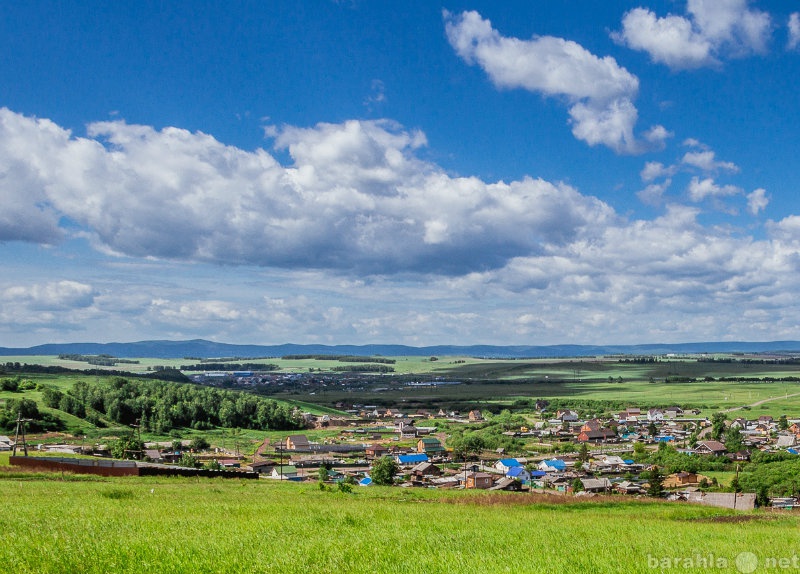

left=1, top=0, right=800, bottom=348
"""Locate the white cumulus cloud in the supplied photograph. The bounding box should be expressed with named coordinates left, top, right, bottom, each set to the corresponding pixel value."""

left=0, top=108, right=617, bottom=276
left=681, top=150, right=739, bottom=173
left=747, top=188, right=768, bottom=215
left=614, top=0, right=772, bottom=70
left=687, top=177, right=742, bottom=202
left=443, top=10, right=659, bottom=154
left=789, top=13, right=800, bottom=50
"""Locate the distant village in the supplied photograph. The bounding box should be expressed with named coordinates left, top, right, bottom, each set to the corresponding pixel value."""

left=10, top=401, right=794, bottom=511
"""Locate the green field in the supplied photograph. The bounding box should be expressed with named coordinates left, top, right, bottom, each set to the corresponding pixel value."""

left=0, top=461, right=797, bottom=573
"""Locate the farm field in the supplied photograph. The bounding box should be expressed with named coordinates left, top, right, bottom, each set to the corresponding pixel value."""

left=0, top=464, right=797, bottom=574
left=6, top=355, right=800, bottom=417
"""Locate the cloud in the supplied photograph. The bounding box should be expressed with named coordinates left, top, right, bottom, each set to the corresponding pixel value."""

left=641, top=161, right=677, bottom=182
left=637, top=180, right=672, bottom=206
left=614, top=0, right=772, bottom=70
left=789, top=13, right=800, bottom=50
left=0, top=110, right=67, bottom=244
left=687, top=177, right=742, bottom=202
left=681, top=150, right=739, bottom=173
left=746, top=188, right=768, bottom=215
left=0, top=108, right=616, bottom=276
left=443, top=10, right=659, bottom=153
left=1, top=280, right=95, bottom=311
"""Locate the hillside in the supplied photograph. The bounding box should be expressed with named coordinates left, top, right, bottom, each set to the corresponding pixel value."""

left=0, top=469, right=794, bottom=574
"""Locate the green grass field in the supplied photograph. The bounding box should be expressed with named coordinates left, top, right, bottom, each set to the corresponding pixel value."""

left=0, top=463, right=797, bottom=574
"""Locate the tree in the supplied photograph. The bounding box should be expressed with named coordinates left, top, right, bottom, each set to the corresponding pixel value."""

left=711, top=412, right=727, bottom=441
left=577, top=442, right=589, bottom=464
left=730, top=475, right=741, bottom=493
left=450, top=432, right=485, bottom=462
left=779, top=415, right=789, bottom=431
left=317, top=466, right=329, bottom=483
left=647, top=466, right=664, bottom=497
left=647, top=421, right=658, bottom=437
left=724, top=426, right=743, bottom=454
left=571, top=478, right=584, bottom=492
left=179, top=452, right=199, bottom=468
left=370, top=456, right=399, bottom=486
left=111, top=435, right=144, bottom=460
left=190, top=436, right=210, bottom=452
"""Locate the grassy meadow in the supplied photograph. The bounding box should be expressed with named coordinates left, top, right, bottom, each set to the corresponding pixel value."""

left=0, top=463, right=798, bottom=574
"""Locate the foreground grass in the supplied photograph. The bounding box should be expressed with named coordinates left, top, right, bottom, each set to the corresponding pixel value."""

left=0, top=471, right=798, bottom=573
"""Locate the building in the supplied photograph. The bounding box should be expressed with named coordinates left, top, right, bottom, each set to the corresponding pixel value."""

left=285, top=435, right=310, bottom=451
left=417, top=437, right=445, bottom=455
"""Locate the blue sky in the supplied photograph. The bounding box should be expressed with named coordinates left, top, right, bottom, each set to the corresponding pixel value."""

left=1, top=0, right=800, bottom=347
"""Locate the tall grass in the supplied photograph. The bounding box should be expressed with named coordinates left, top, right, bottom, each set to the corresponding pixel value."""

left=0, top=474, right=797, bottom=573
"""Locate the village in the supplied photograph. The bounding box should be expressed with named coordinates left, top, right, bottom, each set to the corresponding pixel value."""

left=55, top=402, right=790, bottom=512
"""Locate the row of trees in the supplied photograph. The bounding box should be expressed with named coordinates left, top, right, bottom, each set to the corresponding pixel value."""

left=41, top=378, right=305, bottom=433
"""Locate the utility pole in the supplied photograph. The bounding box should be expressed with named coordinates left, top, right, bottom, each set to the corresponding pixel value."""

left=12, top=412, right=31, bottom=456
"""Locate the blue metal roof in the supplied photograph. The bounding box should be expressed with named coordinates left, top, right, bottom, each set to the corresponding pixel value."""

left=542, top=459, right=566, bottom=470
left=397, top=453, right=428, bottom=464
left=507, top=466, right=527, bottom=477
left=498, top=458, right=521, bottom=467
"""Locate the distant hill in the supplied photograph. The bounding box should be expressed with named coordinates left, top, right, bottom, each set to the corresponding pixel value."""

left=2, top=339, right=800, bottom=359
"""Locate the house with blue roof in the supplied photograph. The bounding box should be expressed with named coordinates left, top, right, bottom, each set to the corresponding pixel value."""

left=538, top=458, right=567, bottom=472
left=397, top=453, right=428, bottom=465
left=494, top=458, right=521, bottom=473
left=506, top=466, right=530, bottom=482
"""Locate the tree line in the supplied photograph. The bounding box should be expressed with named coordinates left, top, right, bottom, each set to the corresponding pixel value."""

left=177, top=363, right=279, bottom=372
left=39, top=377, right=305, bottom=433
left=282, top=354, right=396, bottom=364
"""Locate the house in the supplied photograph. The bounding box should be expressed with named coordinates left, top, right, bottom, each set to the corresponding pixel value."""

left=489, top=477, right=523, bottom=491
left=285, top=435, right=310, bottom=451
left=733, top=450, right=751, bottom=461
left=465, top=472, right=494, bottom=489
left=695, top=440, right=727, bottom=456
left=397, top=453, right=428, bottom=466
left=468, top=410, right=484, bottom=421
left=270, top=465, right=299, bottom=480
left=647, top=409, right=664, bottom=422
left=494, top=458, right=521, bottom=473
left=410, top=462, right=441, bottom=481
left=143, top=449, right=163, bottom=462
left=417, top=437, right=445, bottom=455
left=365, top=444, right=389, bottom=459
left=538, top=459, right=567, bottom=472
left=556, top=410, right=579, bottom=422
left=758, top=415, right=774, bottom=425
left=396, top=420, right=417, bottom=439
left=580, top=477, right=612, bottom=492
left=0, top=436, right=13, bottom=451
left=581, top=419, right=602, bottom=432
left=776, top=435, right=797, bottom=449
left=615, top=481, right=645, bottom=495
left=577, top=428, right=616, bottom=443
left=591, top=455, right=627, bottom=473
left=664, top=407, right=684, bottom=419
left=506, top=466, right=530, bottom=482
left=663, top=472, right=701, bottom=488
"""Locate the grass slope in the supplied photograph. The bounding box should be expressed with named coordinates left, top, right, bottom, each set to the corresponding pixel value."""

left=0, top=468, right=797, bottom=573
